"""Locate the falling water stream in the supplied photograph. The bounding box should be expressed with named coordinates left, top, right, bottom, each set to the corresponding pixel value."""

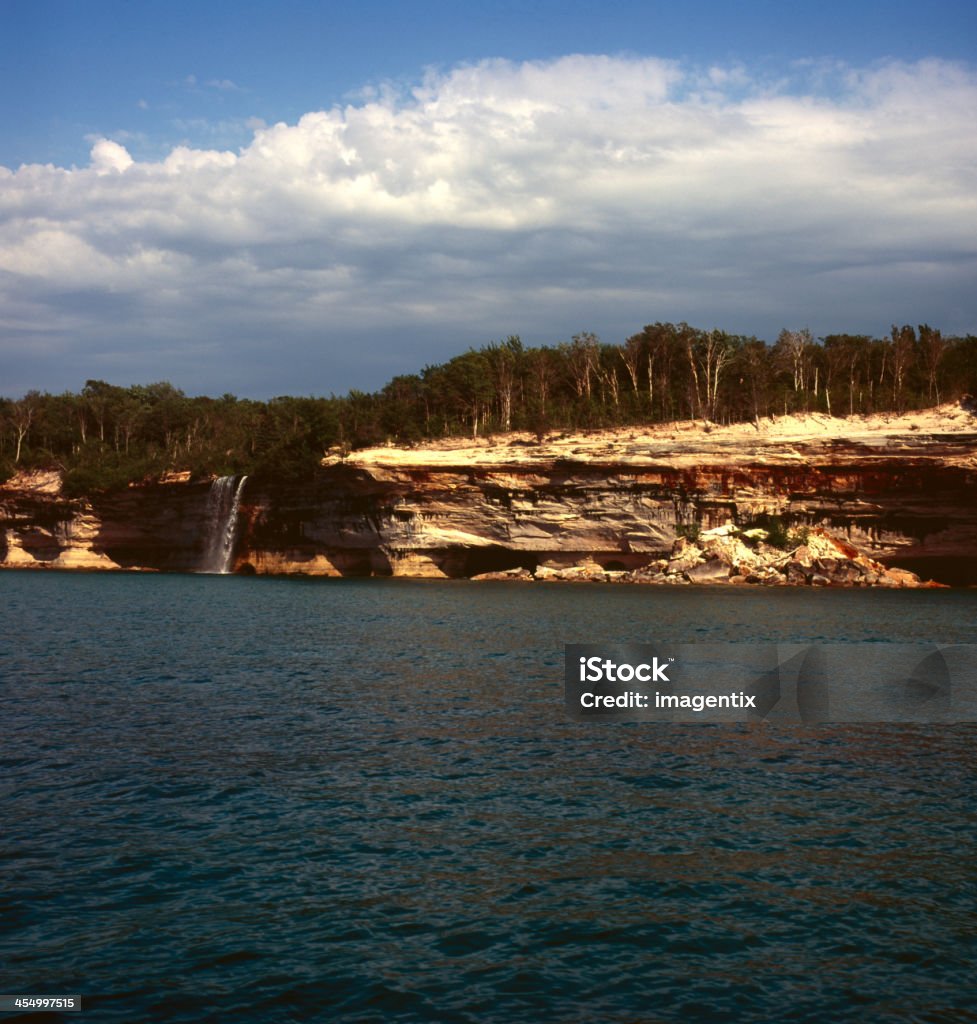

left=200, top=475, right=247, bottom=573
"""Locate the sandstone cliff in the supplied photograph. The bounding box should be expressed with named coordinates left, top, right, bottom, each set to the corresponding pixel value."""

left=2, top=404, right=976, bottom=585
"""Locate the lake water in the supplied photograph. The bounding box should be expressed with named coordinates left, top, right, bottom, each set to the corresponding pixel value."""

left=3, top=573, right=977, bottom=1022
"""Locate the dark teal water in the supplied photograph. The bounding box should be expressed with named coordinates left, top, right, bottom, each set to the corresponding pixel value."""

left=3, top=574, right=977, bottom=1023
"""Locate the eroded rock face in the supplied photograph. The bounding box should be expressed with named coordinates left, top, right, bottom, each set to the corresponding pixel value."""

left=2, top=408, right=976, bottom=584
left=233, top=420, right=976, bottom=585
left=0, top=474, right=216, bottom=572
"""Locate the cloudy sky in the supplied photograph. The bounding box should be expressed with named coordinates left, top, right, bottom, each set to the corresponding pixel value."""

left=3, top=1, right=976, bottom=399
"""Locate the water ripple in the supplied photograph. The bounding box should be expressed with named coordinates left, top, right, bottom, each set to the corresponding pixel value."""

left=1, top=575, right=976, bottom=1021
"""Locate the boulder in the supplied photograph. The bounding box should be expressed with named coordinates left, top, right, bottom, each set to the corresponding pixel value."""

left=471, top=567, right=533, bottom=581
left=700, top=523, right=740, bottom=538
left=686, top=558, right=731, bottom=583
left=786, top=562, right=809, bottom=585
left=667, top=543, right=704, bottom=573
left=885, top=567, right=923, bottom=588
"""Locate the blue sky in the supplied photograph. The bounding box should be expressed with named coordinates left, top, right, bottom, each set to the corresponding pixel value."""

left=3, top=1, right=976, bottom=398
left=8, top=0, right=976, bottom=169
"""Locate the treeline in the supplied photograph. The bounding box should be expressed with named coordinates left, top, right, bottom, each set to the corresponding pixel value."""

left=3, top=323, right=976, bottom=493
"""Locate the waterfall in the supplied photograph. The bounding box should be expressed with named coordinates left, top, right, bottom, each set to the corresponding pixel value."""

left=201, top=475, right=248, bottom=574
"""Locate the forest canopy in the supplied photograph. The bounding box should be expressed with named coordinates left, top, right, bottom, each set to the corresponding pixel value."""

left=3, top=322, right=976, bottom=495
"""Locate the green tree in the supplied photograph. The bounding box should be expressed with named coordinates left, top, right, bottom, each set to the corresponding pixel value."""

left=485, top=336, right=523, bottom=432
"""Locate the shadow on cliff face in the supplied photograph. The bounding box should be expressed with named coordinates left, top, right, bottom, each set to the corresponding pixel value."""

left=94, top=482, right=216, bottom=571
left=455, top=546, right=539, bottom=578
left=18, top=528, right=62, bottom=562
left=880, top=555, right=977, bottom=587
left=338, top=550, right=392, bottom=576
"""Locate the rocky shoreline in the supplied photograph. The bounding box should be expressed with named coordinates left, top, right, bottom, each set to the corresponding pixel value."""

left=3, top=403, right=975, bottom=585
left=472, top=525, right=943, bottom=588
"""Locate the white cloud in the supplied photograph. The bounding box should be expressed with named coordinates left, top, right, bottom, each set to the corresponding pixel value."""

left=89, top=138, right=134, bottom=174
left=2, top=55, right=976, bottom=396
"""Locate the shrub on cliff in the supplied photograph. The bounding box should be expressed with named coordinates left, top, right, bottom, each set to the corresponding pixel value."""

left=676, top=522, right=701, bottom=543
left=787, top=526, right=811, bottom=548
left=741, top=513, right=792, bottom=549
left=61, top=453, right=161, bottom=496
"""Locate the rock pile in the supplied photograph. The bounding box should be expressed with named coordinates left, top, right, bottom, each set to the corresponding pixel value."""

left=472, top=525, right=942, bottom=588
left=646, top=524, right=939, bottom=587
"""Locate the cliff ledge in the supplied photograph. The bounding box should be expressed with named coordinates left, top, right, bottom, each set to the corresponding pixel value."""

left=2, top=403, right=975, bottom=585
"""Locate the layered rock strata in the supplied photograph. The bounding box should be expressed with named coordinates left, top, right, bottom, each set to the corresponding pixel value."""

left=2, top=405, right=976, bottom=585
